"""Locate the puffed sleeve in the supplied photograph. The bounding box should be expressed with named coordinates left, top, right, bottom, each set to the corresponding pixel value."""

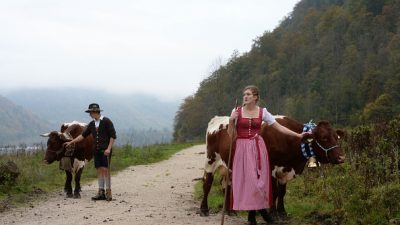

left=262, top=108, right=276, bottom=126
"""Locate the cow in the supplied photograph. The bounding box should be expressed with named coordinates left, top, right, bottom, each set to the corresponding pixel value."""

left=40, top=121, right=93, bottom=198
left=200, top=115, right=345, bottom=217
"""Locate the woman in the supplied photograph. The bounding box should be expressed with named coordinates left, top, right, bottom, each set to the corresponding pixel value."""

left=228, top=85, right=307, bottom=225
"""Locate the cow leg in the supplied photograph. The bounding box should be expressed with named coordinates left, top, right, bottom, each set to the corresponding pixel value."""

left=73, top=168, right=83, bottom=199
left=277, top=183, right=287, bottom=217
left=200, top=172, right=214, bottom=217
left=271, top=177, right=278, bottom=214
left=64, top=171, right=73, bottom=198
left=223, top=184, right=236, bottom=216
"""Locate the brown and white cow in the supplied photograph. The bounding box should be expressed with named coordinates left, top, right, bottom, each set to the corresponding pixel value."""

left=41, top=121, right=93, bottom=198
left=200, top=115, right=345, bottom=217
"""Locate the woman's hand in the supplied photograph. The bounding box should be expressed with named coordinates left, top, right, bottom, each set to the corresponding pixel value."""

left=300, top=132, right=314, bottom=143
left=230, top=109, right=239, bottom=122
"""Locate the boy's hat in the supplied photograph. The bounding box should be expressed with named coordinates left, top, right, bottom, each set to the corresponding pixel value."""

left=85, top=103, right=103, bottom=113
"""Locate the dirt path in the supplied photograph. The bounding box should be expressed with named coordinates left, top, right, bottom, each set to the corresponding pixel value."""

left=0, top=144, right=244, bottom=225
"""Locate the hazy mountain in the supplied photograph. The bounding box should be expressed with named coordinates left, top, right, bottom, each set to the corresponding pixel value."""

left=1, top=89, right=181, bottom=146
left=0, top=95, right=53, bottom=145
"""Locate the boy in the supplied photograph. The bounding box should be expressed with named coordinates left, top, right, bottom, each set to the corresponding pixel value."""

left=65, top=103, right=116, bottom=201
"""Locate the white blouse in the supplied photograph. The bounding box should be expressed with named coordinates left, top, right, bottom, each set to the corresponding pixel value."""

left=262, top=108, right=276, bottom=126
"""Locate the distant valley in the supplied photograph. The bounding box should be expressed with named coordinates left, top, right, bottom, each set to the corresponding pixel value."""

left=0, top=88, right=180, bottom=146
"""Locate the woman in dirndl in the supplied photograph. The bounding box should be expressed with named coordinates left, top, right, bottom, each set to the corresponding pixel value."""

left=228, top=85, right=307, bottom=225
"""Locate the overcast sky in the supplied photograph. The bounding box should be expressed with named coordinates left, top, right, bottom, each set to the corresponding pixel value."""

left=0, top=0, right=299, bottom=101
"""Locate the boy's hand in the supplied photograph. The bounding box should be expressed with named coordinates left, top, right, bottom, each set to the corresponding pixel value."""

left=63, top=141, right=72, bottom=147
left=104, top=148, right=111, bottom=156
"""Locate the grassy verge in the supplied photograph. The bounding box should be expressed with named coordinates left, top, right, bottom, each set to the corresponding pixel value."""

left=0, top=142, right=196, bottom=210
left=193, top=168, right=342, bottom=225
left=194, top=164, right=400, bottom=225
left=194, top=173, right=224, bottom=214
left=194, top=118, right=400, bottom=224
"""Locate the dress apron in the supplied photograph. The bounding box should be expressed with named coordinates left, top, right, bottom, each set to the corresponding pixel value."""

left=230, top=107, right=273, bottom=210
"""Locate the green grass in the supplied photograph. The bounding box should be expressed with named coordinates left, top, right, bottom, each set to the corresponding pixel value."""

left=0, top=142, right=195, bottom=209
left=280, top=170, right=338, bottom=225
left=193, top=166, right=361, bottom=224
left=194, top=164, right=400, bottom=225
left=194, top=173, right=225, bottom=214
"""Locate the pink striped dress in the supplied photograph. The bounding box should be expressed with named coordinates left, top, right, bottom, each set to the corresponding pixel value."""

left=231, top=107, right=276, bottom=210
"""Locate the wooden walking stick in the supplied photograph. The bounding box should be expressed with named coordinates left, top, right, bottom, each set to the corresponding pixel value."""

left=221, top=99, right=238, bottom=225
left=107, top=154, right=111, bottom=175
left=107, top=153, right=111, bottom=189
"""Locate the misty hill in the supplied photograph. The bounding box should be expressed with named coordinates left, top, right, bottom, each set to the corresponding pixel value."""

left=0, top=95, right=53, bottom=145
left=174, top=0, right=400, bottom=141
left=2, top=89, right=180, bottom=146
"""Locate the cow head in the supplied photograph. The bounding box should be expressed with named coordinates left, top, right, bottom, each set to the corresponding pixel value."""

left=308, top=121, right=345, bottom=164
left=40, top=131, right=73, bottom=164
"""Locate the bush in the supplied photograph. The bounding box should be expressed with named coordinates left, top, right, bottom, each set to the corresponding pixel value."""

left=0, top=161, right=20, bottom=185
left=318, top=116, right=400, bottom=224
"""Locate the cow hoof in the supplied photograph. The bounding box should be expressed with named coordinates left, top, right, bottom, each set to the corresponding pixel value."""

left=277, top=212, right=288, bottom=220
left=73, top=193, right=81, bottom=199
left=66, top=193, right=73, bottom=198
left=199, top=210, right=209, bottom=217
left=227, top=210, right=237, bottom=216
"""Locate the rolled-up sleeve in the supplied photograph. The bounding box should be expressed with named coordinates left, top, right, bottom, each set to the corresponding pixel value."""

left=263, top=108, right=276, bottom=126
left=105, top=118, right=117, bottom=139
left=81, top=124, right=92, bottom=138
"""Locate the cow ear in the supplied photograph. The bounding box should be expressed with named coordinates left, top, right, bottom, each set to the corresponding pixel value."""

left=40, top=132, right=51, bottom=137
left=336, top=129, right=346, bottom=140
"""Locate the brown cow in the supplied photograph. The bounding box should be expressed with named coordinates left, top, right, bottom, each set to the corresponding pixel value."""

left=200, top=115, right=345, bottom=217
left=41, top=121, right=93, bottom=198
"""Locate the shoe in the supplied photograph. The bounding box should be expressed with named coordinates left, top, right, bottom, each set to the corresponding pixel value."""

left=260, top=209, right=275, bottom=224
left=91, top=189, right=106, bottom=200
left=247, top=210, right=257, bottom=225
left=105, top=189, right=112, bottom=201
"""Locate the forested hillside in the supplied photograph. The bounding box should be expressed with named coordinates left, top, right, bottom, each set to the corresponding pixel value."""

left=174, top=0, right=400, bottom=141
left=0, top=95, right=52, bottom=145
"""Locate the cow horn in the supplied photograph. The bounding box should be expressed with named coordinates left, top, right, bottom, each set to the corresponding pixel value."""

left=60, top=132, right=73, bottom=141
left=40, top=132, right=51, bottom=137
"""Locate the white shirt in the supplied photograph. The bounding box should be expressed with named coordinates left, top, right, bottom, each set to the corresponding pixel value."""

left=94, top=115, right=104, bottom=128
